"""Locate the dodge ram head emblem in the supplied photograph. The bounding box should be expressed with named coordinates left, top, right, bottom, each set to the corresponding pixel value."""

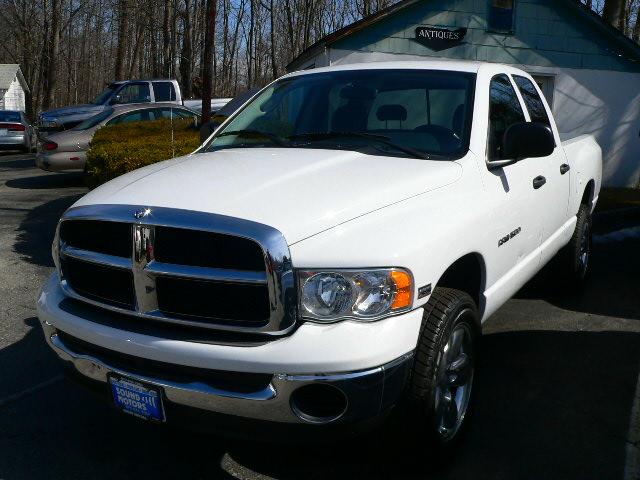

left=134, top=208, right=152, bottom=219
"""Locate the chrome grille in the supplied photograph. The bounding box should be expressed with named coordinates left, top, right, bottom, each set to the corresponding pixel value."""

left=55, top=205, right=296, bottom=335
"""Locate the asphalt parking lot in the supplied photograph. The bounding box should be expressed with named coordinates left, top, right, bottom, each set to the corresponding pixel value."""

left=1, top=151, right=639, bottom=479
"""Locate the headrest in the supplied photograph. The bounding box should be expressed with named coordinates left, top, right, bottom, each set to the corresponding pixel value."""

left=376, top=104, right=408, bottom=122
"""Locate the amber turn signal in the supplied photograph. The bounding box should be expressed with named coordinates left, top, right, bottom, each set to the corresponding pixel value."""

left=391, top=270, right=412, bottom=310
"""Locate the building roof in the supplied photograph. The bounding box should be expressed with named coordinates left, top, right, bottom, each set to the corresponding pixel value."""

left=0, top=64, right=29, bottom=93
left=287, top=0, right=640, bottom=71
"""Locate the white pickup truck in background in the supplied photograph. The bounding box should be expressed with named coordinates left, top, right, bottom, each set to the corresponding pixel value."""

left=37, top=61, right=601, bottom=447
left=38, top=78, right=230, bottom=133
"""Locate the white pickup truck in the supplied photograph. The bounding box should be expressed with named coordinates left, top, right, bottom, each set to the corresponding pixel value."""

left=37, top=61, right=601, bottom=446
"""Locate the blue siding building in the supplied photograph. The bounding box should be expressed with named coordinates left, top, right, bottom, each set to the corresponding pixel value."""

left=288, top=0, right=640, bottom=187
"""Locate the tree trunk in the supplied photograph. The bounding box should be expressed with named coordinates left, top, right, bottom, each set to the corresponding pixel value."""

left=603, top=0, right=625, bottom=30
left=162, top=0, right=173, bottom=77
left=43, top=0, right=61, bottom=110
left=180, top=0, right=193, bottom=97
left=633, top=4, right=640, bottom=41
left=114, top=0, right=129, bottom=80
left=201, top=0, right=216, bottom=123
left=269, top=0, right=277, bottom=80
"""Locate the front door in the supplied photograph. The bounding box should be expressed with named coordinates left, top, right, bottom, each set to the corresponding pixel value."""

left=481, top=73, right=546, bottom=293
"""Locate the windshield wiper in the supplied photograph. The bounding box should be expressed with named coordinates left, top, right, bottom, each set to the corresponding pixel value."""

left=289, top=131, right=430, bottom=160
left=216, top=129, right=290, bottom=147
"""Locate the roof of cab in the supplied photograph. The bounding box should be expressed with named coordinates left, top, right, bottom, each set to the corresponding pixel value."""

left=284, top=60, right=483, bottom=79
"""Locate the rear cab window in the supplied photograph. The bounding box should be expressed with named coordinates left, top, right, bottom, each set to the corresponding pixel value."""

left=153, top=82, right=177, bottom=102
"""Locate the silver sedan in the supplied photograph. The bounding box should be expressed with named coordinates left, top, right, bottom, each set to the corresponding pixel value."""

left=0, top=110, right=37, bottom=152
left=36, top=103, right=199, bottom=172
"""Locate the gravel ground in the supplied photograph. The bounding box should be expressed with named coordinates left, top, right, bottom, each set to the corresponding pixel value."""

left=1, top=152, right=639, bottom=480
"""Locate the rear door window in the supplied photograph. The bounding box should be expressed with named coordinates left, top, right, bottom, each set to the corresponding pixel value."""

left=153, top=107, right=197, bottom=120
left=107, top=109, right=153, bottom=125
left=513, top=75, right=552, bottom=128
left=153, top=82, right=177, bottom=102
left=488, top=74, right=526, bottom=160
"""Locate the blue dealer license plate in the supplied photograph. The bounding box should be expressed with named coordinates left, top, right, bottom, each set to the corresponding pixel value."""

left=109, top=375, right=165, bottom=422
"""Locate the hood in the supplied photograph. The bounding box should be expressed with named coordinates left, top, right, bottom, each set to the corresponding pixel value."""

left=41, top=104, right=104, bottom=119
left=74, top=148, right=463, bottom=244
left=45, top=129, right=94, bottom=152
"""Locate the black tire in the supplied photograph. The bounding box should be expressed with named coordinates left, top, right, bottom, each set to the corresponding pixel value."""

left=557, top=203, right=592, bottom=287
left=407, top=287, right=478, bottom=448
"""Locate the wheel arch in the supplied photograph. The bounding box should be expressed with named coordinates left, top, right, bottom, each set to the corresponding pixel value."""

left=434, top=252, right=486, bottom=324
left=581, top=179, right=595, bottom=210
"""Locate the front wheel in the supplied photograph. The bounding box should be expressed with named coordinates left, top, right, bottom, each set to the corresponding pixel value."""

left=407, top=288, right=478, bottom=447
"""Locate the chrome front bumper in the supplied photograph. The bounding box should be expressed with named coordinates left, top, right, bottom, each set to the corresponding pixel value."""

left=41, top=319, right=413, bottom=425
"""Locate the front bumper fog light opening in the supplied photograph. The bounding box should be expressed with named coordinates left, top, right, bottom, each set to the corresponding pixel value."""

left=290, top=383, right=348, bottom=424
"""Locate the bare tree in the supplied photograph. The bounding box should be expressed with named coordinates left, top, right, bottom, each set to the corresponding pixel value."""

left=114, top=0, right=129, bottom=80
left=42, top=0, right=61, bottom=109
left=201, top=0, right=216, bottom=123
left=603, top=0, right=625, bottom=28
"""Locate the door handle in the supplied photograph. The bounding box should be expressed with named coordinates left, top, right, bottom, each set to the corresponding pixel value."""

left=533, top=175, right=546, bottom=189
left=560, top=164, right=570, bottom=175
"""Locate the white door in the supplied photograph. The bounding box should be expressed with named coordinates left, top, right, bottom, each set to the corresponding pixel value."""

left=513, top=74, right=571, bottom=252
left=481, top=73, right=545, bottom=286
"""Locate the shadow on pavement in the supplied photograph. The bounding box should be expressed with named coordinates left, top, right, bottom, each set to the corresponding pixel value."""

left=13, top=193, right=83, bottom=267
left=0, top=156, right=35, bottom=169
left=2, top=327, right=636, bottom=479
left=517, top=208, right=640, bottom=321
left=224, top=331, right=640, bottom=480
left=0, top=318, right=62, bottom=402
left=5, top=172, right=85, bottom=190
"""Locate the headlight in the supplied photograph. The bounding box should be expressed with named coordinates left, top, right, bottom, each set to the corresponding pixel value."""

left=299, top=268, right=413, bottom=322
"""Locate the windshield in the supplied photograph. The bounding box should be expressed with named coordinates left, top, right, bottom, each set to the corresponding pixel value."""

left=0, top=111, right=21, bottom=122
left=72, top=108, right=114, bottom=130
left=91, top=84, right=118, bottom=105
left=202, top=69, right=475, bottom=159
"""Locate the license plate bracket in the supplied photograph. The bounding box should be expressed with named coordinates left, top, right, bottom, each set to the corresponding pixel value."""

left=109, top=374, right=166, bottom=422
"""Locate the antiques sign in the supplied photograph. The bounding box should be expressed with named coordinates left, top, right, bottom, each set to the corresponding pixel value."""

left=415, top=26, right=467, bottom=51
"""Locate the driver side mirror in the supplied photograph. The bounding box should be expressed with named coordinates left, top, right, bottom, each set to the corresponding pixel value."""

left=109, top=94, right=122, bottom=105
left=489, top=122, right=555, bottom=168
left=507, top=122, right=555, bottom=159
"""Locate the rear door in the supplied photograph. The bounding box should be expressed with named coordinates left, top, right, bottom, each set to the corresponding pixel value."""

left=513, top=74, right=570, bottom=251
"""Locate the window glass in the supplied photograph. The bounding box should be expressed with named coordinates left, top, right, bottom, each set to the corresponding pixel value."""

left=115, top=83, right=151, bottom=104
left=72, top=108, right=115, bottom=130
left=0, top=111, right=21, bottom=122
left=153, top=82, right=176, bottom=102
left=203, top=69, right=476, bottom=159
left=488, top=74, right=525, bottom=160
left=513, top=75, right=551, bottom=128
left=107, top=109, right=152, bottom=125
left=488, top=0, right=515, bottom=33
left=153, top=107, right=197, bottom=120
left=91, top=84, right=118, bottom=105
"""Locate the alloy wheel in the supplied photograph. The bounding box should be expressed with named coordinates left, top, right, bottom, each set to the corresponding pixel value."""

left=433, top=316, right=474, bottom=441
